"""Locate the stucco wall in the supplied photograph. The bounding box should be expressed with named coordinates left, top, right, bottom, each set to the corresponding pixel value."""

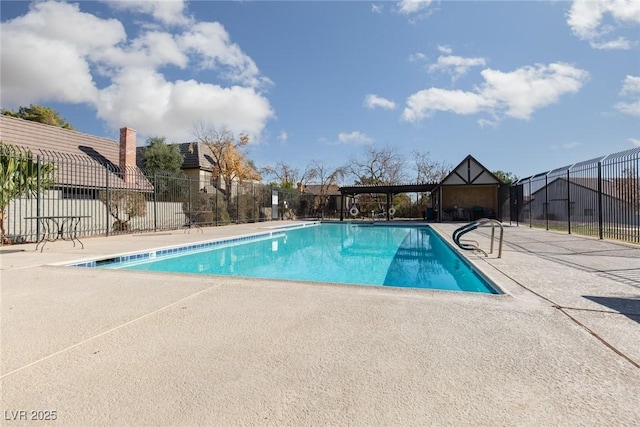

left=4, top=191, right=186, bottom=242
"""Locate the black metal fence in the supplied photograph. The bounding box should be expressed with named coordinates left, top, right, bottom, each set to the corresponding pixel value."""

left=3, top=143, right=638, bottom=245
left=0, top=145, right=305, bottom=245
left=506, top=147, right=639, bottom=244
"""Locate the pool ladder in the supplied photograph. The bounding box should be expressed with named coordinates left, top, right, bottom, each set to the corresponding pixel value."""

left=452, top=218, right=503, bottom=258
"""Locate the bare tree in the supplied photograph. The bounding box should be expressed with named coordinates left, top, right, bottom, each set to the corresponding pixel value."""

left=306, top=160, right=346, bottom=216
left=261, top=161, right=300, bottom=189
left=348, top=145, right=407, bottom=185
left=192, top=122, right=260, bottom=204
left=412, top=150, right=451, bottom=183
left=411, top=150, right=451, bottom=215
left=296, top=163, right=318, bottom=190
left=346, top=146, right=407, bottom=214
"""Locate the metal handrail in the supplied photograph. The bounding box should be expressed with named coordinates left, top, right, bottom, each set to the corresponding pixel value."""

left=452, top=218, right=503, bottom=258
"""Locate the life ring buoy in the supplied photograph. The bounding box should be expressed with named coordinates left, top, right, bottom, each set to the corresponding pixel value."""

left=349, top=207, right=359, bottom=216
left=389, top=207, right=396, bottom=216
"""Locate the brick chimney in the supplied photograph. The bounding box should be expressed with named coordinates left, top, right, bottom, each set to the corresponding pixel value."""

left=119, top=127, right=136, bottom=184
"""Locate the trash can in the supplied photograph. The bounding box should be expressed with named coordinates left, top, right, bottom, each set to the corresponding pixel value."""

left=426, top=208, right=436, bottom=221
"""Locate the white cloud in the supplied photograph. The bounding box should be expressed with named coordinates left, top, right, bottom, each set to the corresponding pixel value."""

left=615, top=75, right=640, bottom=117
left=590, top=37, right=634, bottom=50
left=117, top=31, right=188, bottom=69
left=397, top=0, right=432, bottom=15
left=364, top=94, right=397, bottom=110
left=428, top=55, right=487, bottom=81
left=403, top=62, right=589, bottom=123
left=567, top=0, right=608, bottom=39
left=480, top=63, right=588, bottom=119
left=408, top=52, right=427, bottom=62
left=0, top=0, right=274, bottom=142
left=477, top=118, right=499, bottom=128
left=550, top=141, right=582, bottom=150
left=102, top=0, right=192, bottom=27
left=7, top=1, right=126, bottom=52
left=629, top=138, right=640, bottom=147
left=277, top=131, right=289, bottom=142
left=0, top=1, right=122, bottom=105
left=97, top=71, right=273, bottom=141
left=371, top=4, right=383, bottom=14
left=0, top=31, right=99, bottom=105
left=619, top=75, right=640, bottom=95
left=337, top=131, right=373, bottom=145
left=178, top=22, right=270, bottom=88
left=567, top=0, right=640, bottom=50
left=403, top=88, right=489, bottom=122
left=437, top=45, right=452, bottom=54
left=615, top=100, right=640, bottom=116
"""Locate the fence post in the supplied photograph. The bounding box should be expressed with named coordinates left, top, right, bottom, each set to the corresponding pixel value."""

left=509, top=185, right=518, bottom=226
left=36, top=155, right=41, bottom=242
left=545, top=174, right=549, bottom=231
left=567, top=169, right=571, bottom=235
left=153, top=174, right=158, bottom=232
left=597, top=161, right=603, bottom=239
left=528, top=179, right=532, bottom=228
left=105, top=167, right=110, bottom=237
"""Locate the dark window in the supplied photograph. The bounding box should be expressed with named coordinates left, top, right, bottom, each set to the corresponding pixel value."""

left=61, top=187, right=98, bottom=200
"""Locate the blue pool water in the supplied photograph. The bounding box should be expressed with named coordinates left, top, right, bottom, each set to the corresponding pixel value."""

left=87, top=223, right=498, bottom=294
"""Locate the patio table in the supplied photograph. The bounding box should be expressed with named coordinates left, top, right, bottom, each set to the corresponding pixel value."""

left=24, top=215, right=90, bottom=252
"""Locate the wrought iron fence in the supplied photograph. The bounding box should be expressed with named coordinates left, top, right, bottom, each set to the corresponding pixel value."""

left=0, top=144, right=307, bottom=245
left=5, top=142, right=637, bottom=245
left=507, top=147, right=639, bottom=243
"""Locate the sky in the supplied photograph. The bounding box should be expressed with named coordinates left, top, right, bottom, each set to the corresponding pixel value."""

left=1, top=0, right=639, bottom=182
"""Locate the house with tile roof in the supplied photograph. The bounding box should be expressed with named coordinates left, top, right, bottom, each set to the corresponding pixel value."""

left=0, top=115, right=162, bottom=240
left=0, top=114, right=151, bottom=192
left=136, top=141, right=219, bottom=193
left=136, top=140, right=263, bottom=202
left=300, top=184, right=344, bottom=218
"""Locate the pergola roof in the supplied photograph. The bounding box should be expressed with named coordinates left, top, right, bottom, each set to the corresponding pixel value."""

left=339, top=183, right=438, bottom=195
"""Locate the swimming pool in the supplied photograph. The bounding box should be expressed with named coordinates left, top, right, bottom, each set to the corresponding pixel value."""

left=80, top=223, right=498, bottom=294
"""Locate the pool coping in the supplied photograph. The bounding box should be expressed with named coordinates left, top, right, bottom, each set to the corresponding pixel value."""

left=56, top=222, right=319, bottom=267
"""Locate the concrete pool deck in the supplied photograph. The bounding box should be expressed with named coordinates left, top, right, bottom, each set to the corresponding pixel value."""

left=1, top=221, right=639, bottom=426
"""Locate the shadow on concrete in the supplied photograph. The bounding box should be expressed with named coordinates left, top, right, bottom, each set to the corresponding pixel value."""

left=0, top=248, right=26, bottom=254
left=583, top=296, right=640, bottom=324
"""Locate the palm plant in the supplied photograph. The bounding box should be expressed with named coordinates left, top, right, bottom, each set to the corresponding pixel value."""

left=0, top=142, right=55, bottom=239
